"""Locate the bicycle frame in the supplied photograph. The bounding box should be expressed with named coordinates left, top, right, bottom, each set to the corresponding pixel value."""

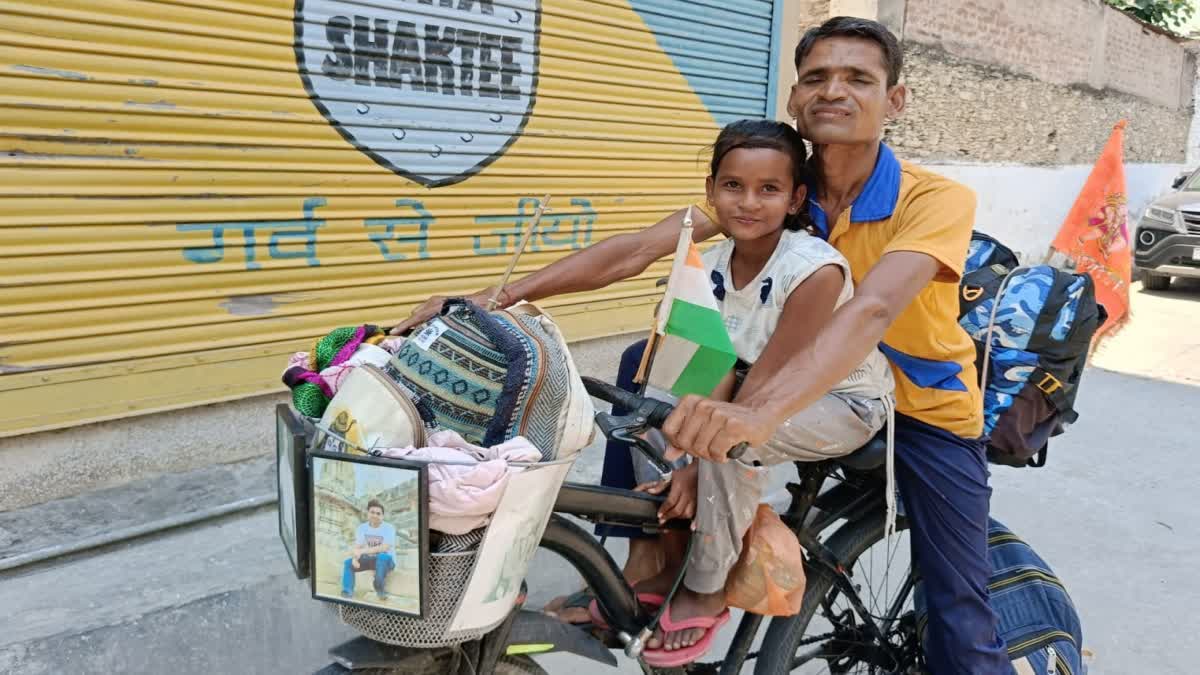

left=533, top=461, right=906, bottom=674
left=319, top=462, right=911, bottom=674
left=312, top=388, right=912, bottom=675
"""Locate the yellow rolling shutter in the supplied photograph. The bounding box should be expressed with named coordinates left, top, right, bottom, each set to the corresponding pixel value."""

left=0, top=0, right=786, bottom=435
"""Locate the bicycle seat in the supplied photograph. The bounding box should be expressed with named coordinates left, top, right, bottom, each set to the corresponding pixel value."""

left=836, top=429, right=888, bottom=471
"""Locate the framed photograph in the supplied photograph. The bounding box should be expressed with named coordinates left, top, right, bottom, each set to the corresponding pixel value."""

left=309, top=450, right=428, bottom=617
left=276, top=404, right=311, bottom=580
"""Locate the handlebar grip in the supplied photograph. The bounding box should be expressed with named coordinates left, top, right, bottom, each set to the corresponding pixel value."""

left=582, top=376, right=645, bottom=413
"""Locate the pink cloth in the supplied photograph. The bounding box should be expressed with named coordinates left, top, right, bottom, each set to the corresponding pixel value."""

left=379, top=336, right=407, bottom=354
left=286, top=352, right=310, bottom=372
left=374, top=431, right=541, bottom=534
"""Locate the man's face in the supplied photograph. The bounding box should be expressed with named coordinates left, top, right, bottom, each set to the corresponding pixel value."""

left=367, top=506, right=384, bottom=527
left=789, top=37, right=905, bottom=146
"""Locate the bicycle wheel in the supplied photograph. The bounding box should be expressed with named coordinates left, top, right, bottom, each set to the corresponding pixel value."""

left=755, top=515, right=922, bottom=674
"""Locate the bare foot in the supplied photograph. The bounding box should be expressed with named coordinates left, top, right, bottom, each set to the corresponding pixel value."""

left=625, top=537, right=667, bottom=585
left=636, top=567, right=728, bottom=650
left=631, top=566, right=682, bottom=598
left=543, top=536, right=669, bottom=625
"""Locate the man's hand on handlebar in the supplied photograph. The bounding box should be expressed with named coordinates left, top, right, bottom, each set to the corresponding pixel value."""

left=662, top=395, right=777, bottom=463
left=389, top=286, right=507, bottom=336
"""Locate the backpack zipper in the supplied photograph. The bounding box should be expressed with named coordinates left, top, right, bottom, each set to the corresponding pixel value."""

left=1046, top=645, right=1073, bottom=675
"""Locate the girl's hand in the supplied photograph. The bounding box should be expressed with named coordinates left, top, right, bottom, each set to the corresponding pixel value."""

left=635, top=462, right=699, bottom=523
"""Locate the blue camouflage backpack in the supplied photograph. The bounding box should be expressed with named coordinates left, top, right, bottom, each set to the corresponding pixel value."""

left=958, top=233, right=1107, bottom=467
left=916, top=518, right=1087, bottom=674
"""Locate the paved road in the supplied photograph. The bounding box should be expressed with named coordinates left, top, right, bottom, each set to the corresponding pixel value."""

left=529, top=280, right=1200, bottom=674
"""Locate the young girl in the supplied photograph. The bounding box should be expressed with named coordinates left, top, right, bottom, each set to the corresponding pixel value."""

left=632, top=119, right=894, bottom=665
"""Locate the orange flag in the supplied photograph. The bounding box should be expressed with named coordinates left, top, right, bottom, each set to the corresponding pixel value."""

left=1050, top=120, right=1131, bottom=339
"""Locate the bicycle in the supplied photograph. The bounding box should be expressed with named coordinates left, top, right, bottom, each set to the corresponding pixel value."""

left=312, top=376, right=924, bottom=674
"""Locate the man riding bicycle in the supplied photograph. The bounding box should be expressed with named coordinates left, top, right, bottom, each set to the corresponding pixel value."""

left=395, top=17, right=1010, bottom=674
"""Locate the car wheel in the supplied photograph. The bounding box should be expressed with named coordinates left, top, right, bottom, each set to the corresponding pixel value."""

left=1143, top=272, right=1172, bottom=291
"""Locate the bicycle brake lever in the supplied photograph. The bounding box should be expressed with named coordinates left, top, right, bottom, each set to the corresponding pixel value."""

left=596, top=414, right=675, bottom=479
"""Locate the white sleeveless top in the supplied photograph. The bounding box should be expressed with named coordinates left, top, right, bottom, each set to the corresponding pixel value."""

left=701, top=229, right=893, bottom=401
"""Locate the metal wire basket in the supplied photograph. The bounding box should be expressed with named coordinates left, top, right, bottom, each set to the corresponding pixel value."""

left=302, top=413, right=575, bottom=649
left=336, top=549, right=504, bottom=648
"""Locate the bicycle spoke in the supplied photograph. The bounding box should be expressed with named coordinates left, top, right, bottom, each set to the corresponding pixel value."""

left=788, top=528, right=919, bottom=674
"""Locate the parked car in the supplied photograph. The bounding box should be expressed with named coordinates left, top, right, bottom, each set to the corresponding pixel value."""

left=1134, top=168, right=1200, bottom=291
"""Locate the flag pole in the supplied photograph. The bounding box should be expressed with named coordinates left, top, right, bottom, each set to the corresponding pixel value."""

left=634, top=206, right=694, bottom=384
left=487, top=194, right=551, bottom=310
left=632, top=316, right=661, bottom=386
left=660, top=206, right=695, bottom=331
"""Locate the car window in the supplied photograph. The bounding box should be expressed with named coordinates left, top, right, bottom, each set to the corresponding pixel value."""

left=1183, top=171, right=1200, bottom=191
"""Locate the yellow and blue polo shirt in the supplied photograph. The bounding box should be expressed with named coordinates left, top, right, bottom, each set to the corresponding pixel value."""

left=696, top=143, right=982, bottom=438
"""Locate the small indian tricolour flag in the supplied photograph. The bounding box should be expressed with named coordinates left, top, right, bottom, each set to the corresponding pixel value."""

left=646, top=207, right=737, bottom=398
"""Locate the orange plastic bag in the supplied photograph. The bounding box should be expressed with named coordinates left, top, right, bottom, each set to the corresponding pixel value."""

left=724, top=504, right=806, bottom=616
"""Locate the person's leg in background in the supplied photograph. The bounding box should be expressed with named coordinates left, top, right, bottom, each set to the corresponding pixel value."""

left=343, top=553, right=379, bottom=598
left=372, top=552, right=396, bottom=597
left=341, top=556, right=358, bottom=597
left=595, top=339, right=649, bottom=534
left=593, top=339, right=663, bottom=581
left=892, top=413, right=1011, bottom=674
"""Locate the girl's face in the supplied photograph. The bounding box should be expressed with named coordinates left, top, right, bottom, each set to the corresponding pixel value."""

left=705, top=147, right=805, bottom=242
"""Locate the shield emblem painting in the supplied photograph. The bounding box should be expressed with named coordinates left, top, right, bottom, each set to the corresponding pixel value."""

left=295, top=0, right=540, bottom=187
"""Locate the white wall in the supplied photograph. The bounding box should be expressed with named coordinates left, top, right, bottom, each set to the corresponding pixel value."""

left=927, top=162, right=1188, bottom=262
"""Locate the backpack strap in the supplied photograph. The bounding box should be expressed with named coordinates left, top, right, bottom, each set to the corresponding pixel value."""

left=1028, top=366, right=1078, bottom=423
left=978, top=265, right=1029, bottom=389
left=1027, top=445, right=1048, bottom=468
left=445, top=300, right=533, bottom=447
left=1028, top=270, right=1075, bottom=349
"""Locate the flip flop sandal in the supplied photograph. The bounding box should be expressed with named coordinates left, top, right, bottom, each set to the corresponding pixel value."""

left=544, top=588, right=594, bottom=623
left=641, top=604, right=732, bottom=668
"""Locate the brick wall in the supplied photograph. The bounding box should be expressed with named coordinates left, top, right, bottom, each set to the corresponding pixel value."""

left=902, top=0, right=1192, bottom=110
left=1101, top=9, right=1189, bottom=110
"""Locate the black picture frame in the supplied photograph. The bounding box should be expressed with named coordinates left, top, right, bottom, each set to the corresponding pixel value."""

left=275, top=404, right=311, bottom=580
left=308, top=450, right=429, bottom=618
